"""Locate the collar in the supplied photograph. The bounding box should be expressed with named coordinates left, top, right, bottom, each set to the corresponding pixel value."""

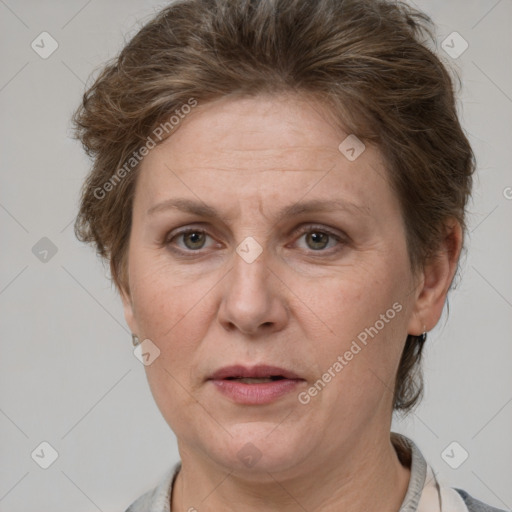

left=392, top=433, right=469, bottom=512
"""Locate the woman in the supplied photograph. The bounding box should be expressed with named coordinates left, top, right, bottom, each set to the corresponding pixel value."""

left=72, top=0, right=504, bottom=511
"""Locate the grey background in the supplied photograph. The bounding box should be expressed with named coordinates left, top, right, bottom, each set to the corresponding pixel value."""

left=0, top=0, right=511, bottom=511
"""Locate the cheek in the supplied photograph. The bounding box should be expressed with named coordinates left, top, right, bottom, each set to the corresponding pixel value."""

left=308, top=263, right=408, bottom=388
left=131, top=265, right=211, bottom=422
left=129, top=258, right=217, bottom=381
left=129, top=253, right=203, bottom=338
left=313, top=267, right=398, bottom=336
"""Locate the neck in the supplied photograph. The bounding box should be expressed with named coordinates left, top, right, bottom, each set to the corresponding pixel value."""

left=171, top=431, right=411, bottom=512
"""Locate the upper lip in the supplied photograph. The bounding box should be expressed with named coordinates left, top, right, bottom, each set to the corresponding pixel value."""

left=209, top=365, right=303, bottom=380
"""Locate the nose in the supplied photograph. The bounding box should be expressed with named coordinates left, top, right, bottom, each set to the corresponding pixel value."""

left=217, top=245, right=289, bottom=336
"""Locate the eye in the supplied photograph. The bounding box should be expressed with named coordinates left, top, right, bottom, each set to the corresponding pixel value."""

left=166, top=228, right=216, bottom=252
left=292, top=225, right=345, bottom=253
left=164, top=224, right=346, bottom=256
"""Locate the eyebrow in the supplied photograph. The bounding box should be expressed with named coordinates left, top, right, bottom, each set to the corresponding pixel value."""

left=146, top=197, right=371, bottom=221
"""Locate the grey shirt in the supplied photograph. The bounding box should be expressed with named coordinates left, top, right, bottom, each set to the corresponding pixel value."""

left=125, top=433, right=505, bottom=512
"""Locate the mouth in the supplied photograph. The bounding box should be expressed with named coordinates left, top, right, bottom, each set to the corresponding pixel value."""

left=223, top=376, right=286, bottom=384
left=208, top=365, right=305, bottom=405
left=208, top=364, right=303, bottom=382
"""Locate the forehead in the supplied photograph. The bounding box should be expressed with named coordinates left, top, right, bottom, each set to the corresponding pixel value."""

left=136, top=94, right=396, bottom=219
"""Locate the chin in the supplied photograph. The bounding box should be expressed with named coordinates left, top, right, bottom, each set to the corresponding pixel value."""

left=201, top=420, right=315, bottom=477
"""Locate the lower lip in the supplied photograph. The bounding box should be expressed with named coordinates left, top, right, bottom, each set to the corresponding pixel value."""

left=210, top=379, right=303, bottom=405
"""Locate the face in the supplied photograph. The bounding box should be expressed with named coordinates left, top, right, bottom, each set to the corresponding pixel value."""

left=122, top=94, right=430, bottom=479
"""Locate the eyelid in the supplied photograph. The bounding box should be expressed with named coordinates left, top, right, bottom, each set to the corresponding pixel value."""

left=165, top=225, right=203, bottom=242
left=290, top=223, right=344, bottom=239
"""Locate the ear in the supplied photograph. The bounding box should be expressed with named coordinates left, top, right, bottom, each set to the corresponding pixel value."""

left=120, top=286, right=140, bottom=336
left=112, top=260, right=140, bottom=336
left=406, top=218, right=463, bottom=335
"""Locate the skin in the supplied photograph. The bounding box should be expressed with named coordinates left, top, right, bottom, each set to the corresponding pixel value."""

left=121, top=93, right=462, bottom=512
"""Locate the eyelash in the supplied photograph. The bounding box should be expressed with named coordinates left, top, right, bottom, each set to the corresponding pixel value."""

left=164, top=224, right=347, bottom=257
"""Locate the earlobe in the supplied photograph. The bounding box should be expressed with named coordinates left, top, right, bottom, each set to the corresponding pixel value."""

left=120, top=284, right=139, bottom=337
left=406, top=219, right=463, bottom=336
left=112, top=260, right=140, bottom=336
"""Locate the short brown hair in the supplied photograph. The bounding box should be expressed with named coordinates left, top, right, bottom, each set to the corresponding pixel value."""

left=73, top=0, right=476, bottom=412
